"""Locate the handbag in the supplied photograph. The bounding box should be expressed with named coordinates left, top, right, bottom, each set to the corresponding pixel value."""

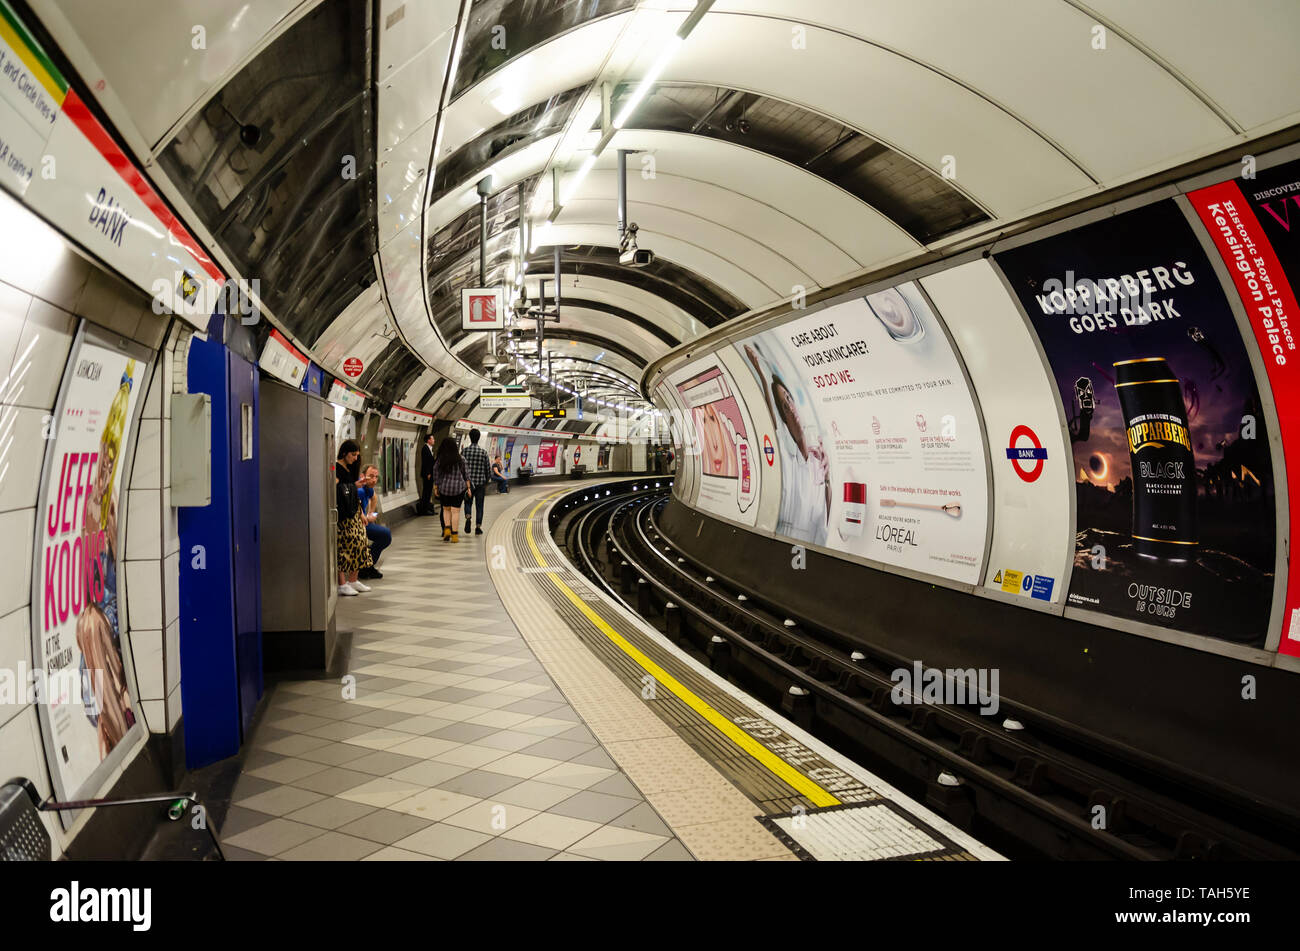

left=336, top=480, right=359, bottom=522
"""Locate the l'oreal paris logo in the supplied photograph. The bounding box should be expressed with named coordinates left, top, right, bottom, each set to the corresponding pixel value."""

left=890, top=662, right=999, bottom=716
left=876, top=523, right=917, bottom=547
left=49, top=881, right=151, bottom=931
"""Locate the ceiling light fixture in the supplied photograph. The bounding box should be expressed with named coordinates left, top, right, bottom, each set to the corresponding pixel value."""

left=541, top=0, right=714, bottom=227
left=612, top=35, right=682, bottom=130
left=559, top=153, right=599, bottom=207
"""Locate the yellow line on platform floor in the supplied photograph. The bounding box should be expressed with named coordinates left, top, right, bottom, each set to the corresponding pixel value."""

left=523, top=494, right=840, bottom=809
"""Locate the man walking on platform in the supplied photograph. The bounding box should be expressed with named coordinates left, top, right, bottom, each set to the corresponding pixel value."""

left=418, top=432, right=436, bottom=515
left=462, top=428, right=491, bottom=536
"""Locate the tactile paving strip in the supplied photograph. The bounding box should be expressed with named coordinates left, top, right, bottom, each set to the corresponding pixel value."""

left=514, top=511, right=877, bottom=815
left=759, top=802, right=972, bottom=862
left=490, top=487, right=989, bottom=861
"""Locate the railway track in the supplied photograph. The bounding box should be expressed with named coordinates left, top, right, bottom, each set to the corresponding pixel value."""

left=549, top=480, right=1300, bottom=861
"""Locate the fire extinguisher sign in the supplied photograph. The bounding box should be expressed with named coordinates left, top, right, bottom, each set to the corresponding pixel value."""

left=461, top=287, right=505, bottom=330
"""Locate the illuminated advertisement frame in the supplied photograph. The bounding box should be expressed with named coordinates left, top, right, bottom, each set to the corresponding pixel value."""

left=992, top=195, right=1286, bottom=656
left=30, top=321, right=152, bottom=823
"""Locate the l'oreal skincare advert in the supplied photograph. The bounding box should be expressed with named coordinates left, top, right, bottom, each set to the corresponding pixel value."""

left=737, top=282, right=989, bottom=584
left=672, top=361, right=760, bottom=525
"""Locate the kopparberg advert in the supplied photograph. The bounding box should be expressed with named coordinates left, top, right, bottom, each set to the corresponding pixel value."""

left=996, top=200, right=1276, bottom=646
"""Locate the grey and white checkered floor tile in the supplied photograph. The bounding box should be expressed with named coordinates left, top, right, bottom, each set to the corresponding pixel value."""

left=222, top=490, right=692, bottom=861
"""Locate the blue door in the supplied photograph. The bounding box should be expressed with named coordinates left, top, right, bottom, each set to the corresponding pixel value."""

left=227, top=354, right=262, bottom=736
left=177, top=336, right=263, bottom=767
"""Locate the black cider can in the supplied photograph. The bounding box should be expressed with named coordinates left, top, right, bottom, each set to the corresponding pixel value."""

left=1113, top=357, right=1198, bottom=561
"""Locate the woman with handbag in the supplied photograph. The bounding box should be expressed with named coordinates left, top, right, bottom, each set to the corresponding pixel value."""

left=336, top=440, right=374, bottom=595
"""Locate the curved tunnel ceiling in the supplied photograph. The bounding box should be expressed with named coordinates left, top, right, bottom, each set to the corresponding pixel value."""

left=36, top=0, right=1300, bottom=411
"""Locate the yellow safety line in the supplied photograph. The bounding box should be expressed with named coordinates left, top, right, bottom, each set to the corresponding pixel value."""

left=523, top=495, right=840, bottom=807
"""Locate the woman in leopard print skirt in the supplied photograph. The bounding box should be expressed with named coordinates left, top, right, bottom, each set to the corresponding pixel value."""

left=336, top=440, right=373, bottom=596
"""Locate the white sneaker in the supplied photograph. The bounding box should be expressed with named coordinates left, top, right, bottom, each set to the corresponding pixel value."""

left=338, top=583, right=358, bottom=597
left=352, top=580, right=371, bottom=592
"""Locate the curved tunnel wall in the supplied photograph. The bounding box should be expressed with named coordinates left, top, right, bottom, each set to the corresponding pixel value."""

left=648, top=144, right=1300, bottom=673
left=0, top=186, right=184, bottom=857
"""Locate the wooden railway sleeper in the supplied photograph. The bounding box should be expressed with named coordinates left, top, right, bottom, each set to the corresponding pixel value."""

left=1014, top=755, right=1049, bottom=792
left=958, top=729, right=990, bottom=765
left=636, top=578, right=653, bottom=615
left=707, top=635, right=731, bottom=677
left=910, top=706, right=938, bottom=737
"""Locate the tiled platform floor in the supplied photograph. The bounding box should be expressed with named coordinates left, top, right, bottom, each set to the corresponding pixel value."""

left=221, top=485, right=693, bottom=861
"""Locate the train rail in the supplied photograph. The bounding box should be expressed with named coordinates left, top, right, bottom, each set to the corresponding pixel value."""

left=549, top=480, right=1300, bottom=861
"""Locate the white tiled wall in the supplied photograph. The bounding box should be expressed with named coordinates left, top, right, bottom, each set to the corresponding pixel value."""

left=0, top=188, right=180, bottom=857
left=123, top=324, right=188, bottom=738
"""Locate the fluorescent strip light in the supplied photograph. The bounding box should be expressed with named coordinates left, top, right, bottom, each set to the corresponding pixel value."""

left=613, top=34, right=683, bottom=129
left=559, top=153, right=599, bottom=207
left=529, top=220, right=552, bottom=253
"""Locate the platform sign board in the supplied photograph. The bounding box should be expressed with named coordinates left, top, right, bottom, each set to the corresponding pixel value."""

left=388, top=404, right=433, bottom=425
left=0, top=1, right=64, bottom=198
left=480, top=384, right=530, bottom=408
left=0, top=2, right=224, bottom=330
left=461, top=287, right=506, bottom=331
left=31, top=325, right=149, bottom=813
left=921, top=260, right=1073, bottom=607
left=327, top=379, right=366, bottom=412
left=995, top=199, right=1279, bottom=647
left=259, top=329, right=309, bottom=388
left=1188, top=161, right=1300, bottom=656
left=737, top=281, right=990, bottom=586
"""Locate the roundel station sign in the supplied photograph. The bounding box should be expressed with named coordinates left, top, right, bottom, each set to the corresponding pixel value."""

left=1006, top=425, right=1048, bottom=483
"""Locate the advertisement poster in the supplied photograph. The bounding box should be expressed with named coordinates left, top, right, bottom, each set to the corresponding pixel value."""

left=671, top=359, right=760, bottom=526
left=995, top=200, right=1277, bottom=645
left=737, top=282, right=989, bottom=584
left=921, top=260, right=1074, bottom=606
left=504, top=436, right=516, bottom=473
left=33, top=333, right=143, bottom=802
left=1188, top=161, right=1300, bottom=654
left=537, top=440, right=558, bottom=470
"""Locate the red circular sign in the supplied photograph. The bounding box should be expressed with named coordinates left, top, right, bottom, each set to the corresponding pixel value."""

left=1007, top=425, right=1047, bottom=483
left=342, top=357, right=364, bottom=378
left=763, top=434, right=775, bottom=466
